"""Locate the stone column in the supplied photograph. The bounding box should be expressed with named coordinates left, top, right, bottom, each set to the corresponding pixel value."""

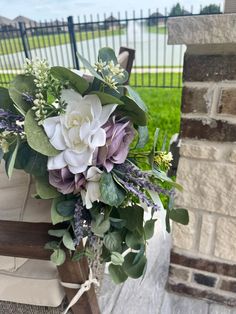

left=167, top=14, right=236, bottom=307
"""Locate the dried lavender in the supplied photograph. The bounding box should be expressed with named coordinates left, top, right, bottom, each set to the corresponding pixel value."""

left=117, top=176, right=160, bottom=211
left=0, top=109, right=24, bottom=134
left=74, top=197, right=93, bottom=246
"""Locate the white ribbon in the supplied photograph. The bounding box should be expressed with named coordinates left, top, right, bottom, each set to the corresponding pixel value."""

left=61, top=267, right=100, bottom=314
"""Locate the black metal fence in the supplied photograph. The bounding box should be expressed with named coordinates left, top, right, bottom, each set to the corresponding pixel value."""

left=0, top=9, right=221, bottom=88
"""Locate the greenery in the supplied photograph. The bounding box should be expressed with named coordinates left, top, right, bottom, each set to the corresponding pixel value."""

left=169, top=3, right=184, bottom=16
left=147, top=25, right=166, bottom=34
left=200, top=4, right=221, bottom=14
left=134, top=84, right=182, bottom=150
left=0, top=29, right=123, bottom=55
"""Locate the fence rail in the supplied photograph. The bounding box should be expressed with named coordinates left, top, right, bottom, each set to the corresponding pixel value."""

left=0, top=9, right=221, bottom=88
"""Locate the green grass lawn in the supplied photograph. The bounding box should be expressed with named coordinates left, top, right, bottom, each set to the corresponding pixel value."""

left=0, top=29, right=123, bottom=55
left=135, top=87, right=181, bottom=151
left=146, top=25, right=167, bottom=34
left=130, top=72, right=182, bottom=88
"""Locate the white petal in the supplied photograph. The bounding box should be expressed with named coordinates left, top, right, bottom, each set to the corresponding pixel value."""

left=64, top=149, right=92, bottom=173
left=90, top=128, right=106, bottom=149
left=61, top=89, right=83, bottom=107
left=43, top=116, right=60, bottom=139
left=87, top=181, right=101, bottom=203
left=80, top=121, right=91, bottom=142
left=86, top=166, right=103, bottom=181
left=49, top=122, right=67, bottom=150
left=84, top=95, right=102, bottom=119
left=99, top=104, right=118, bottom=126
left=47, top=152, right=67, bottom=170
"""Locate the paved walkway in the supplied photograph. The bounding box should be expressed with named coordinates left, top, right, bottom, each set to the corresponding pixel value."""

left=98, top=221, right=236, bottom=314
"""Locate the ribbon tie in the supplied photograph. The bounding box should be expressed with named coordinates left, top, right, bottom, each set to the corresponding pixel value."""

left=61, top=267, right=100, bottom=314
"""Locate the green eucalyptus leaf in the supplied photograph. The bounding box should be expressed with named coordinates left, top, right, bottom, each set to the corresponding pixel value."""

left=50, top=66, right=89, bottom=94
left=50, top=248, right=66, bottom=266
left=72, top=249, right=94, bottom=261
left=116, top=96, right=147, bottom=126
left=89, top=91, right=123, bottom=105
left=57, top=200, right=76, bottom=217
left=166, top=208, right=171, bottom=233
left=109, top=217, right=126, bottom=229
left=98, top=47, right=118, bottom=64
left=136, top=126, right=149, bottom=149
left=91, top=214, right=110, bottom=236
left=63, top=230, right=75, bottom=250
left=169, top=208, right=189, bottom=225
left=123, top=252, right=147, bottom=279
left=0, top=87, right=19, bottom=114
left=77, top=52, right=105, bottom=82
left=14, top=142, right=47, bottom=176
left=144, top=219, right=157, bottom=240
left=0, top=148, right=3, bottom=162
left=9, top=75, right=36, bottom=115
left=48, top=229, right=66, bottom=237
left=51, top=197, right=73, bottom=225
left=111, top=252, right=124, bottom=266
left=118, top=206, right=144, bottom=231
left=152, top=168, right=183, bottom=191
left=24, top=109, right=59, bottom=157
left=35, top=176, right=60, bottom=199
left=125, top=86, right=148, bottom=112
left=103, top=232, right=122, bottom=252
left=125, top=231, right=144, bottom=249
left=44, top=241, right=60, bottom=250
left=5, top=136, right=19, bottom=178
left=100, top=172, right=125, bottom=207
left=108, top=264, right=128, bottom=284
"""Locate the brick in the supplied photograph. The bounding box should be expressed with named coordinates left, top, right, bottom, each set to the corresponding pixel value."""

left=220, top=279, right=236, bottom=293
left=229, top=149, right=236, bottom=163
left=180, top=141, right=218, bottom=161
left=183, top=54, right=236, bottom=82
left=170, top=251, right=236, bottom=278
left=169, top=265, right=190, bottom=281
left=199, top=214, right=215, bottom=255
left=215, top=217, right=236, bottom=262
left=218, top=88, right=236, bottom=115
left=193, top=273, right=217, bottom=287
left=181, top=118, right=236, bottom=142
left=182, top=86, right=209, bottom=113
left=167, top=282, right=236, bottom=307
left=175, top=157, right=236, bottom=217
left=172, top=210, right=196, bottom=250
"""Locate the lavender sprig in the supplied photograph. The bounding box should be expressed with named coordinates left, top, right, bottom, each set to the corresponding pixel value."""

left=116, top=176, right=160, bottom=211
left=74, top=197, right=95, bottom=246
left=0, top=109, right=24, bottom=134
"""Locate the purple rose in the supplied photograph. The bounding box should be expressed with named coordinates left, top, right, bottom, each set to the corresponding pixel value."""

left=49, top=167, right=85, bottom=194
left=95, top=116, right=135, bottom=172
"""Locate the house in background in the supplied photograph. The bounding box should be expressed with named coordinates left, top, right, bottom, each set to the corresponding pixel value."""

left=147, top=12, right=165, bottom=26
left=104, top=15, right=121, bottom=30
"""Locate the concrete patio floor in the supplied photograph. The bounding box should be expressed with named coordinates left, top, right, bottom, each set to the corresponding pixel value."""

left=98, top=222, right=236, bottom=314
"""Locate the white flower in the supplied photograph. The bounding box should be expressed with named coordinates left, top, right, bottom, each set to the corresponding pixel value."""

left=81, top=166, right=103, bottom=209
left=43, top=89, right=117, bottom=174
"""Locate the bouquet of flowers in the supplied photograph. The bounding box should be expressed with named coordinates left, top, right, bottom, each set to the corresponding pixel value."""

left=0, top=47, right=188, bottom=284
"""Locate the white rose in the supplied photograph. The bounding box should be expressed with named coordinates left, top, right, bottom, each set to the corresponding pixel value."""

left=81, top=166, right=103, bottom=209
left=43, top=89, right=117, bottom=174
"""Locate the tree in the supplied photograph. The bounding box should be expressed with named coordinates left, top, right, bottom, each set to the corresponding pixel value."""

left=169, top=3, right=183, bottom=16
left=200, top=4, right=221, bottom=14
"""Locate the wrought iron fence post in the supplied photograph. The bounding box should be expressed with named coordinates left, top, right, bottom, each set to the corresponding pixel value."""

left=19, top=22, right=31, bottom=59
left=67, top=16, right=80, bottom=69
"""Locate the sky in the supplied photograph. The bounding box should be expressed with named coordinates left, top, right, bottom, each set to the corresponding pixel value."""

left=0, top=0, right=224, bottom=21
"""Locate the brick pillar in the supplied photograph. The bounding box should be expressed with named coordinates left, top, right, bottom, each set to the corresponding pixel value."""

left=167, top=14, right=236, bottom=307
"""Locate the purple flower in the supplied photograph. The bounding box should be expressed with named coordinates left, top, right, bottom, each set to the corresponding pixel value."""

left=49, top=167, right=85, bottom=194
left=95, top=116, right=135, bottom=172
